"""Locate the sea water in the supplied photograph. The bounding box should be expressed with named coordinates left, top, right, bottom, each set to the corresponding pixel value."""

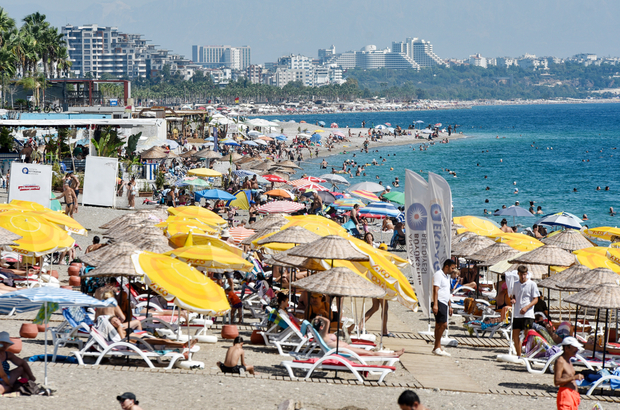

left=255, top=103, right=620, bottom=229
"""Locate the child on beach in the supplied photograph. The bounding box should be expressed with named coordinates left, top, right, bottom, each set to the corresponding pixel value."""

left=227, top=290, right=243, bottom=324
left=217, top=336, right=256, bottom=375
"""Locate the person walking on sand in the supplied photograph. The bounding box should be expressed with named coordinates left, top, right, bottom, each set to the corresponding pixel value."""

left=432, top=259, right=456, bottom=356
left=53, top=178, right=78, bottom=218
left=127, top=177, right=137, bottom=209
left=397, top=390, right=428, bottom=410
left=554, top=337, right=585, bottom=410
left=217, top=336, right=256, bottom=375
left=511, top=265, right=539, bottom=357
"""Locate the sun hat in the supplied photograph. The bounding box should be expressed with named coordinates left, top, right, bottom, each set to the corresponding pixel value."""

left=220, top=229, right=231, bottom=237
left=117, top=392, right=139, bottom=404
left=560, top=336, right=583, bottom=351
left=0, top=331, right=14, bottom=345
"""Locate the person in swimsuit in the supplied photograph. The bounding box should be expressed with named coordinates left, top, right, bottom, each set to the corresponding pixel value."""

left=127, top=177, right=136, bottom=209
left=216, top=336, right=256, bottom=375
left=0, top=331, right=36, bottom=394
left=53, top=179, right=78, bottom=218
left=554, top=337, right=584, bottom=410
left=313, top=316, right=404, bottom=357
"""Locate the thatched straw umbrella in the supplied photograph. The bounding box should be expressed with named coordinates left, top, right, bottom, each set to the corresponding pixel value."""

left=542, top=230, right=594, bottom=252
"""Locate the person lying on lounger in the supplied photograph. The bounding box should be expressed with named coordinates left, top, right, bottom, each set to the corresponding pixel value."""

left=313, top=316, right=404, bottom=357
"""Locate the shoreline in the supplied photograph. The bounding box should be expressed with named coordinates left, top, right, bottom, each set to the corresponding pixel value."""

left=249, top=97, right=620, bottom=118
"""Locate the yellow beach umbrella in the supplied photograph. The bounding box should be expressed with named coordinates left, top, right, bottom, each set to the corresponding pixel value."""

left=164, top=221, right=218, bottom=238
left=611, top=242, right=620, bottom=249
left=164, top=245, right=252, bottom=272
left=0, top=213, right=74, bottom=256
left=494, top=232, right=543, bottom=245
left=173, top=232, right=243, bottom=257
left=575, top=253, right=620, bottom=273
left=187, top=168, right=222, bottom=178
left=453, top=216, right=502, bottom=236
left=584, top=227, right=620, bottom=242
left=30, top=210, right=87, bottom=236
left=574, top=247, right=609, bottom=257
left=0, top=204, right=23, bottom=213
left=504, top=240, right=543, bottom=252
left=167, top=206, right=227, bottom=225
left=10, top=200, right=47, bottom=211
left=606, top=248, right=620, bottom=266
left=131, top=251, right=230, bottom=315
left=156, top=215, right=220, bottom=230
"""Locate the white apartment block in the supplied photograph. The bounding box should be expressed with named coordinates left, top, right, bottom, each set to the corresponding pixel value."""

left=62, top=24, right=190, bottom=78
left=192, top=45, right=251, bottom=70
left=327, top=45, right=420, bottom=70
left=469, top=53, right=487, bottom=68
left=406, top=38, right=445, bottom=67
left=496, top=57, right=517, bottom=67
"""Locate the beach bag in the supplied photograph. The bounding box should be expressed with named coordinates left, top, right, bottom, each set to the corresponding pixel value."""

left=17, top=380, right=40, bottom=396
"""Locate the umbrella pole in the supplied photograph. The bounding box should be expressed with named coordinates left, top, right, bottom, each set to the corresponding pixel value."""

left=145, top=286, right=152, bottom=319
left=593, top=309, right=600, bottom=360
left=574, top=306, right=579, bottom=338
left=602, top=309, right=610, bottom=370
left=125, top=277, right=133, bottom=341
left=559, top=291, right=562, bottom=321
left=44, top=301, right=48, bottom=386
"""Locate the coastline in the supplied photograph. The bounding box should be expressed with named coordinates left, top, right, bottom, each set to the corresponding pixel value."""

left=250, top=97, right=620, bottom=118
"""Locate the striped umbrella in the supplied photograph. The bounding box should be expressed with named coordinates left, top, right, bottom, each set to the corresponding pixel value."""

left=302, top=176, right=326, bottom=183
left=333, top=198, right=365, bottom=210
left=257, top=201, right=306, bottom=214
left=358, top=202, right=401, bottom=218
left=296, top=183, right=329, bottom=192
left=228, top=226, right=256, bottom=244
left=350, top=190, right=380, bottom=202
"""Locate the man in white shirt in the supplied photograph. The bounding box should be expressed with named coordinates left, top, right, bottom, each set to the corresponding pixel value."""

left=432, top=259, right=457, bottom=356
left=511, top=265, right=540, bottom=356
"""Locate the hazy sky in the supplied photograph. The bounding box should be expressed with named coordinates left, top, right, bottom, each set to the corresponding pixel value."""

left=4, top=0, right=620, bottom=64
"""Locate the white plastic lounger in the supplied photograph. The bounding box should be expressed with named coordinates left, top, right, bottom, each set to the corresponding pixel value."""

left=280, top=355, right=395, bottom=383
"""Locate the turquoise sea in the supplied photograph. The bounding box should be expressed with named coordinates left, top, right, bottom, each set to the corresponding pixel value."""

left=255, top=103, right=620, bottom=230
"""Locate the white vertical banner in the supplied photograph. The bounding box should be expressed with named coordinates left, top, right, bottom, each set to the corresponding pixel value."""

left=82, top=156, right=118, bottom=207
left=404, top=170, right=431, bottom=316
left=8, top=162, right=52, bottom=209
left=428, top=172, right=452, bottom=274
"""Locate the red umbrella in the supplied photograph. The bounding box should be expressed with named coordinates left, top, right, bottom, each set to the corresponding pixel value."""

left=330, top=123, right=338, bottom=128
left=263, top=174, right=287, bottom=183
left=385, top=123, right=391, bottom=126
left=435, top=123, right=442, bottom=127
left=257, top=201, right=306, bottom=214
left=302, top=176, right=326, bottom=183
left=297, top=183, right=329, bottom=192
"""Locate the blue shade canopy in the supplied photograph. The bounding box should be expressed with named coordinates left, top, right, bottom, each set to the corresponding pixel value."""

left=0, top=287, right=116, bottom=315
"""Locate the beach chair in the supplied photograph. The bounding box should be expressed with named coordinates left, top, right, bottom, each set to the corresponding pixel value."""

left=50, top=307, right=95, bottom=361
left=389, top=230, right=406, bottom=251
left=291, top=321, right=395, bottom=365
left=72, top=318, right=186, bottom=369
left=280, top=355, right=396, bottom=383
left=260, top=309, right=312, bottom=355
left=579, top=368, right=620, bottom=396
left=342, top=220, right=362, bottom=238
left=463, top=306, right=511, bottom=340
left=520, top=329, right=594, bottom=374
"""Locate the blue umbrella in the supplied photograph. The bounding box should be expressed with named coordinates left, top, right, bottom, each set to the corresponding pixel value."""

left=310, top=134, right=322, bottom=143
left=0, top=287, right=116, bottom=385
left=318, top=121, right=326, bottom=126
left=195, top=189, right=236, bottom=201
left=274, top=135, right=288, bottom=141
left=222, top=139, right=240, bottom=146
left=242, top=140, right=259, bottom=147
left=494, top=205, right=534, bottom=226
left=359, top=201, right=401, bottom=218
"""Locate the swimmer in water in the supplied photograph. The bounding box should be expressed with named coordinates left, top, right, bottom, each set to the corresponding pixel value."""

left=611, top=207, right=616, bottom=216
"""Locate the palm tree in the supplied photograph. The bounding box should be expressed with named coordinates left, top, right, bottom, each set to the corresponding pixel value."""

left=17, top=75, right=41, bottom=105
left=0, top=7, right=16, bottom=47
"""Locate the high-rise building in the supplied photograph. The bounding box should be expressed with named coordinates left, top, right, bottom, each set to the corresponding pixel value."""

left=192, top=45, right=251, bottom=70
left=405, top=38, right=445, bottom=67
left=318, top=45, right=335, bottom=63
left=469, top=54, right=487, bottom=68
left=62, top=24, right=190, bottom=78
left=327, top=45, right=419, bottom=70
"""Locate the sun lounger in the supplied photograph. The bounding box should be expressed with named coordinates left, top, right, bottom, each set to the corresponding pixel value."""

left=260, top=309, right=311, bottom=355
left=579, top=369, right=620, bottom=396
left=72, top=317, right=186, bottom=369
left=291, top=321, right=396, bottom=365
left=280, top=354, right=395, bottom=383
left=51, top=307, right=95, bottom=361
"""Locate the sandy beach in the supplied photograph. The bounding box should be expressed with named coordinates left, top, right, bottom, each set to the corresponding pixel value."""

left=1, top=189, right=618, bottom=410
